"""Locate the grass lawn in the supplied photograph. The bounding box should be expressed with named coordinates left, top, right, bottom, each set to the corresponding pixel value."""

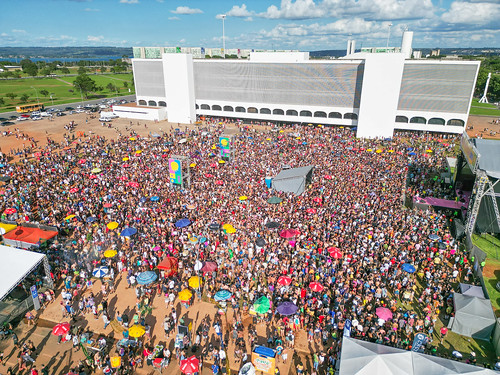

left=470, top=106, right=500, bottom=116
left=0, top=73, right=134, bottom=112
left=472, top=234, right=500, bottom=316
left=471, top=98, right=498, bottom=109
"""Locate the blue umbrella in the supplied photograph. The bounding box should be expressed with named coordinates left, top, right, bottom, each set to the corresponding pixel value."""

left=121, top=227, right=138, bottom=237
left=214, top=290, right=232, bottom=302
left=276, top=301, right=298, bottom=316
left=408, top=152, right=416, bottom=156
left=175, top=218, right=191, bottom=228
left=140, top=197, right=147, bottom=203
left=200, top=237, right=207, bottom=244
left=150, top=196, right=159, bottom=202
left=92, top=266, right=109, bottom=278
left=401, top=263, right=416, bottom=273
left=407, top=147, right=413, bottom=151
left=86, top=217, right=97, bottom=223
left=429, top=234, right=440, bottom=241
left=136, top=271, right=157, bottom=285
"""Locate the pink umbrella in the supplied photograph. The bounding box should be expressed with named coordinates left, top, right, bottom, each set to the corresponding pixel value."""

left=324, top=175, right=332, bottom=180
left=309, top=282, right=324, bottom=292
left=376, top=307, right=393, bottom=321
left=328, top=247, right=342, bottom=259
left=205, top=173, right=214, bottom=178
left=280, top=229, right=299, bottom=238
left=122, top=164, right=130, bottom=168
left=78, top=159, right=86, bottom=164
left=215, top=180, right=223, bottom=185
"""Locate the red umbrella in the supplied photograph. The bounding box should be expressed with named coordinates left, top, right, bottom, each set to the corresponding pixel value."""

left=306, top=208, right=316, bottom=214
left=309, top=282, right=324, bottom=292
left=201, top=261, right=217, bottom=273
left=324, top=175, right=332, bottom=180
left=328, top=247, right=342, bottom=259
left=313, top=197, right=322, bottom=203
left=157, top=256, right=178, bottom=277
left=78, top=159, right=86, bottom=164
left=52, top=322, right=70, bottom=336
left=210, top=163, right=217, bottom=168
left=127, top=182, right=139, bottom=188
left=215, top=180, right=223, bottom=185
left=280, top=229, right=299, bottom=239
left=277, top=276, right=292, bottom=286
left=205, top=173, right=214, bottom=178
left=4, top=208, right=17, bottom=215
left=103, top=203, right=113, bottom=208
left=118, top=176, right=128, bottom=181
left=89, top=175, right=97, bottom=180
left=180, top=356, right=199, bottom=374
left=69, top=188, right=79, bottom=193
left=122, top=164, right=130, bottom=168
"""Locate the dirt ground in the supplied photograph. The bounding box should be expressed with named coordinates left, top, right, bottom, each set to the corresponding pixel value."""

left=465, top=115, right=500, bottom=140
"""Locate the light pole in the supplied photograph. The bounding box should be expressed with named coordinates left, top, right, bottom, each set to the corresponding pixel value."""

left=386, top=22, right=393, bottom=49
left=50, top=93, right=54, bottom=106
left=221, top=14, right=226, bottom=58
left=30, top=86, right=39, bottom=104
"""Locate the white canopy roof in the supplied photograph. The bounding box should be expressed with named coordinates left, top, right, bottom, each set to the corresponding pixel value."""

left=0, top=245, right=46, bottom=301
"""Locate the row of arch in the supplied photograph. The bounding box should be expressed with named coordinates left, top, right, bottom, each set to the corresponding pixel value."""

left=196, top=104, right=358, bottom=120
left=396, top=116, right=464, bottom=127
left=138, top=100, right=166, bottom=107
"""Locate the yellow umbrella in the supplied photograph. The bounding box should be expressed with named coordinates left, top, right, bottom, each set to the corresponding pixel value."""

left=211, top=145, right=216, bottom=150
left=266, top=138, right=271, bottom=141
left=239, top=196, right=248, bottom=201
left=190, top=163, right=196, bottom=167
left=178, top=289, right=193, bottom=301
left=387, top=150, right=395, bottom=153
left=339, top=126, right=344, bottom=129
left=135, top=150, right=142, bottom=154
left=296, top=137, right=301, bottom=140
left=129, top=137, right=136, bottom=141
left=188, top=276, right=201, bottom=289
left=107, top=222, right=119, bottom=230
left=122, top=157, right=129, bottom=161
left=279, top=130, right=284, bottom=133
left=226, top=227, right=236, bottom=234
left=308, top=123, right=313, bottom=126
left=222, top=224, right=233, bottom=230
left=128, top=325, right=145, bottom=338
left=110, top=357, right=121, bottom=368
left=366, top=149, right=372, bottom=152
left=104, top=249, right=117, bottom=258
left=426, top=149, right=433, bottom=153
left=376, top=149, right=383, bottom=153
left=91, top=168, right=102, bottom=174
left=219, top=160, right=225, bottom=164
left=64, top=214, right=76, bottom=221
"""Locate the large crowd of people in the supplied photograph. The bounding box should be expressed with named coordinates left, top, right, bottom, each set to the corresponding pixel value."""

left=0, top=118, right=488, bottom=374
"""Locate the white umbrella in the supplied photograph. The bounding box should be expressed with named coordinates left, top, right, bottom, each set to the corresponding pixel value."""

left=194, top=260, right=203, bottom=271
left=178, top=138, right=187, bottom=144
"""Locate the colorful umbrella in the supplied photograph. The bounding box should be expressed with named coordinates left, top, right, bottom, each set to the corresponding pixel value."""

left=277, top=276, right=292, bottom=286
left=64, top=214, right=76, bottom=221
left=107, top=222, right=119, bottom=230
left=309, top=282, right=324, bottom=292
left=188, top=276, right=201, bottom=289
left=253, top=296, right=270, bottom=314
left=128, top=325, right=146, bottom=338
left=120, top=227, right=137, bottom=237
left=276, top=301, right=298, bottom=316
left=92, top=266, right=109, bottom=278
left=104, top=249, right=117, bottom=258
left=180, top=356, right=199, bottom=374
left=52, top=322, right=70, bottom=336
left=401, top=263, right=416, bottom=273
left=178, top=289, right=193, bottom=301
left=375, top=307, right=393, bottom=321
left=214, top=289, right=232, bottom=302
left=136, top=271, right=157, bottom=285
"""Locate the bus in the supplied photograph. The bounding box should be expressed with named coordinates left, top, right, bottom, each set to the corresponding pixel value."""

left=16, top=103, right=44, bottom=113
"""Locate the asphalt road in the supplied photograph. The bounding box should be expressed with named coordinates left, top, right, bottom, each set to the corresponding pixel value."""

left=0, top=94, right=136, bottom=120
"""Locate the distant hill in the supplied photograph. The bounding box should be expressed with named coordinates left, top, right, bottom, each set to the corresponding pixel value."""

left=0, top=47, right=133, bottom=58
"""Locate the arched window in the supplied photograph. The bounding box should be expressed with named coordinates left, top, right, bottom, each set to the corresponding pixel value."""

left=286, top=109, right=298, bottom=116
left=328, top=112, right=342, bottom=119
left=428, top=118, right=445, bottom=125
left=223, top=106, right=233, bottom=112
left=248, top=107, right=258, bottom=113
left=260, top=108, right=271, bottom=114
left=235, top=106, right=246, bottom=113
left=195, top=104, right=199, bottom=109
left=158, top=101, right=166, bottom=107
left=148, top=100, right=157, bottom=106
left=447, top=119, right=465, bottom=126
left=273, top=109, right=284, bottom=115
left=314, top=111, right=327, bottom=118
left=410, top=116, right=426, bottom=124
left=138, top=100, right=147, bottom=106
left=344, top=113, right=358, bottom=120
left=395, top=115, right=408, bottom=123
left=300, top=110, right=312, bottom=117
left=200, top=104, right=210, bottom=110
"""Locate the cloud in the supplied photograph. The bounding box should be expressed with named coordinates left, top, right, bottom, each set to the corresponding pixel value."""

left=84, top=8, right=100, bottom=11
left=227, top=4, right=253, bottom=17
left=168, top=16, right=180, bottom=20
left=244, top=17, right=253, bottom=22
left=442, top=1, right=500, bottom=24
left=171, top=6, right=203, bottom=14
left=87, top=35, right=104, bottom=42
left=11, top=29, right=26, bottom=33
left=261, top=0, right=324, bottom=20
left=120, top=0, right=139, bottom=4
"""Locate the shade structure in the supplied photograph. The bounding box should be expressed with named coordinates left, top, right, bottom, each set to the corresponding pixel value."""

left=120, top=227, right=138, bottom=237
left=107, top=222, right=119, bottom=230
left=309, top=281, right=324, bottom=292
left=201, top=261, right=217, bottom=273
left=178, top=289, right=193, bottom=301
left=255, top=238, right=266, bottom=247
left=175, top=218, right=191, bottom=228
left=280, top=229, right=299, bottom=238
left=277, top=301, right=298, bottom=316
left=253, top=296, right=270, bottom=314
left=214, top=289, right=232, bottom=302
left=267, top=196, right=283, bottom=204
left=188, top=276, right=201, bottom=289
left=277, top=276, right=292, bottom=286
left=449, top=292, right=495, bottom=340
left=272, top=165, right=314, bottom=195
left=104, top=249, right=117, bottom=258
left=376, top=307, right=393, bottom=321
left=265, top=221, right=280, bottom=229
left=92, top=266, right=109, bottom=278
left=52, top=322, right=70, bottom=336
left=128, top=324, right=146, bottom=338
left=401, top=263, right=416, bottom=273
left=180, top=356, right=199, bottom=374
left=136, top=271, right=157, bottom=285
left=157, top=257, right=178, bottom=277
left=328, top=247, right=342, bottom=259
left=459, top=283, right=486, bottom=299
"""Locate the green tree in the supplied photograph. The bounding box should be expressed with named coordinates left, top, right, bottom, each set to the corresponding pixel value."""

left=123, top=81, right=128, bottom=88
left=40, top=89, right=49, bottom=97
left=60, top=67, right=70, bottom=74
left=106, top=83, right=115, bottom=92
left=23, top=63, right=38, bottom=77
left=0, top=97, right=5, bottom=106
left=77, top=66, right=87, bottom=75
left=5, top=92, right=17, bottom=101
left=73, top=73, right=97, bottom=99
left=40, top=67, right=52, bottom=76
left=100, top=66, right=107, bottom=73
left=19, top=94, right=29, bottom=103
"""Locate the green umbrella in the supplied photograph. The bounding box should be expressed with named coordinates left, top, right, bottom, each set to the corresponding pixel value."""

left=267, top=197, right=283, bottom=204
left=253, top=296, right=270, bottom=314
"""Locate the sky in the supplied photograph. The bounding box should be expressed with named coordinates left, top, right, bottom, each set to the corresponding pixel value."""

left=0, top=0, right=499, bottom=51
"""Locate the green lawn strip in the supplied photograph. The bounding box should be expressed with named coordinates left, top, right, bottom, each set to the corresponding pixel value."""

left=472, top=234, right=500, bottom=260
left=469, top=107, right=500, bottom=116
left=471, top=98, right=498, bottom=109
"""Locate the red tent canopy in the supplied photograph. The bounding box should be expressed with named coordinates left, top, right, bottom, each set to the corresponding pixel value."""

left=157, top=256, right=178, bottom=277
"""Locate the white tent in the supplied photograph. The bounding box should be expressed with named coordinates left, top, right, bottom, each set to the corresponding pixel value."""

left=340, top=337, right=497, bottom=375
left=449, top=292, right=496, bottom=340
left=459, top=283, right=486, bottom=299
left=272, top=166, right=314, bottom=195
left=0, top=245, right=46, bottom=300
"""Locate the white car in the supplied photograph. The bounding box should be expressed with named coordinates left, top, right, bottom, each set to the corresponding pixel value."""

left=40, top=112, right=51, bottom=117
left=100, top=112, right=118, bottom=119
left=75, top=109, right=85, bottom=113
left=99, top=117, right=112, bottom=122
left=32, top=116, right=42, bottom=121
left=16, top=117, right=29, bottom=121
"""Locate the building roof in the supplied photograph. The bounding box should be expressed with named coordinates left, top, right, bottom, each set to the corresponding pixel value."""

left=0, top=245, right=46, bottom=301
left=472, top=138, right=500, bottom=178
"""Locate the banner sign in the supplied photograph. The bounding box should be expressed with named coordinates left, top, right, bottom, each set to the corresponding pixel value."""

left=251, top=346, right=276, bottom=375
left=460, top=132, right=478, bottom=171
left=343, top=319, right=352, bottom=337
left=219, top=136, right=230, bottom=158
left=411, top=332, right=428, bottom=352
left=31, top=285, right=40, bottom=310
left=168, top=158, right=182, bottom=185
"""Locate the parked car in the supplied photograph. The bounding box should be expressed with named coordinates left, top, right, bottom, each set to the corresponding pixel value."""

left=1, top=121, right=15, bottom=126
left=16, top=117, right=29, bottom=121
